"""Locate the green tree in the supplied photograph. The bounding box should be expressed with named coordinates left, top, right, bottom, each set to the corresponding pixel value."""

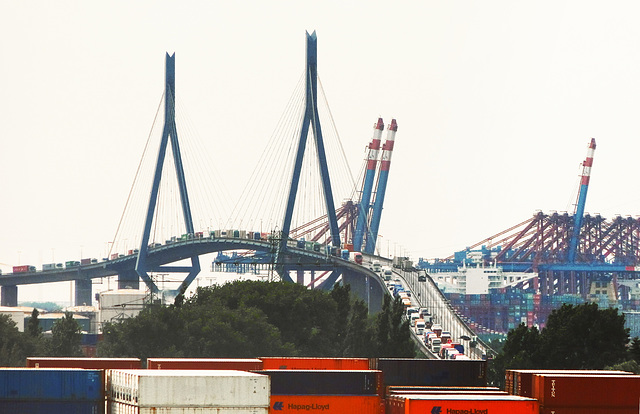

left=26, top=308, right=42, bottom=338
left=489, top=323, right=540, bottom=387
left=538, top=303, right=628, bottom=369
left=0, top=314, right=31, bottom=366
left=375, top=295, right=415, bottom=357
left=606, top=359, right=640, bottom=374
left=343, top=298, right=375, bottom=357
left=99, top=280, right=419, bottom=359
left=490, top=302, right=630, bottom=388
left=49, top=311, right=83, bottom=356
left=330, top=284, right=352, bottom=354
left=629, top=337, right=640, bottom=364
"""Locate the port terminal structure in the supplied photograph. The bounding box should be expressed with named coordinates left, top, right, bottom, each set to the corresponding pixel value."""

left=0, top=32, right=396, bottom=313
left=417, top=138, right=640, bottom=332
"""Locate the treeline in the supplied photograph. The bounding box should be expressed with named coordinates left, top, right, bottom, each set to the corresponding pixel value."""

left=0, top=310, right=83, bottom=366
left=489, top=303, right=640, bottom=387
left=98, top=281, right=416, bottom=360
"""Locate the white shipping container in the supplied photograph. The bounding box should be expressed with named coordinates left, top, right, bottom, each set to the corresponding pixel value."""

left=108, top=370, right=270, bottom=408
left=110, top=401, right=269, bottom=414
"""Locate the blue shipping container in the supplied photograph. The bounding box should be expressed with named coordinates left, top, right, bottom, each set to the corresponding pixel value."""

left=0, top=400, right=104, bottom=414
left=0, top=369, right=103, bottom=401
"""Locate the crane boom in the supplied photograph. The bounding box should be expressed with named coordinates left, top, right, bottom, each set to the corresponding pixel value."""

left=568, top=138, right=596, bottom=262
left=365, top=119, right=397, bottom=254
left=353, top=118, right=384, bottom=252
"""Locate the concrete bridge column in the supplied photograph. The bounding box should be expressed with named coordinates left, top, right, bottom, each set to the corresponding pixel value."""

left=1, top=285, right=17, bottom=307
left=342, top=271, right=384, bottom=314
left=118, top=270, right=140, bottom=290
left=75, top=278, right=93, bottom=306
left=297, top=270, right=304, bottom=285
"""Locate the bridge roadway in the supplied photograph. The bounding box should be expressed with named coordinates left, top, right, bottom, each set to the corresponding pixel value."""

left=1, top=237, right=494, bottom=359
left=0, top=236, right=388, bottom=312
left=393, top=265, right=493, bottom=360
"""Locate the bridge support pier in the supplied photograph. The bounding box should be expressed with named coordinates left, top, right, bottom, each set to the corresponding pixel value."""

left=342, top=271, right=384, bottom=314
left=118, top=270, right=140, bottom=290
left=1, top=285, right=17, bottom=307
left=297, top=270, right=304, bottom=285
left=75, top=278, right=93, bottom=306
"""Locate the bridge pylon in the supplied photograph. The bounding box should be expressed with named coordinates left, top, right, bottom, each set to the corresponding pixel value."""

left=277, top=31, right=341, bottom=280
left=133, top=53, right=201, bottom=298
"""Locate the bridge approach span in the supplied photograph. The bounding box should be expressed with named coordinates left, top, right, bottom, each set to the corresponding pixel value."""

left=0, top=236, right=388, bottom=311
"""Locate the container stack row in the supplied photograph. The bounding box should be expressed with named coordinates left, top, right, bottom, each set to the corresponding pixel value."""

left=506, top=369, right=640, bottom=413
left=0, top=368, right=104, bottom=414
left=10, top=357, right=493, bottom=414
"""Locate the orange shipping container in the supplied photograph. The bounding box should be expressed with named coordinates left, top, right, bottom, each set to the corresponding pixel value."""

left=259, top=357, right=369, bottom=370
left=386, top=394, right=538, bottom=414
left=147, top=358, right=263, bottom=371
left=533, top=374, right=640, bottom=408
left=269, top=395, right=381, bottom=414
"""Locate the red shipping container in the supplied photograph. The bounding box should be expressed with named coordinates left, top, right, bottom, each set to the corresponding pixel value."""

left=387, top=386, right=502, bottom=395
left=147, top=358, right=263, bottom=371
left=386, top=394, right=538, bottom=414
left=540, top=408, right=639, bottom=414
left=533, top=374, right=640, bottom=408
left=260, top=357, right=369, bottom=370
left=269, top=394, right=381, bottom=414
left=12, top=265, right=30, bottom=273
left=26, top=357, right=141, bottom=370
left=506, top=369, right=632, bottom=397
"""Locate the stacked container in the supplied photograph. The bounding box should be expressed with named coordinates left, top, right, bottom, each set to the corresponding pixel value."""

left=259, top=356, right=369, bottom=370
left=505, top=369, right=633, bottom=397
left=107, top=369, right=270, bottom=414
left=0, top=368, right=104, bottom=413
left=386, top=394, right=539, bottom=414
left=531, top=373, right=640, bottom=413
left=147, top=358, right=263, bottom=371
left=371, top=358, right=487, bottom=387
left=26, top=357, right=141, bottom=369
left=254, top=370, right=383, bottom=414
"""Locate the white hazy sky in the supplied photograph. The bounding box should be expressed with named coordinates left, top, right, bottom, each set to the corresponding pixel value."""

left=2, top=2, right=640, bottom=303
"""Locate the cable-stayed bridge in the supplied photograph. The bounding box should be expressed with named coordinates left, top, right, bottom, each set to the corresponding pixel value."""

left=1, top=31, right=639, bottom=348
left=0, top=32, right=395, bottom=314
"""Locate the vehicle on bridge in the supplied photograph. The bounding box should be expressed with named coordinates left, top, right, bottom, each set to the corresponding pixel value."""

left=13, top=265, right=36, bottom=273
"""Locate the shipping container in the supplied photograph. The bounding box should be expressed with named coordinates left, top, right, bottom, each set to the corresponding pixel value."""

left=386, top=386, right=506, bottom=397
left=506, top=369, right=633, bottom=397
left=147, top=358, right=263, bottom=371
left=539, top=408, right=639, bottom=414
left=27, top=357, right=141, bottom=370
left=268, top=395, right=381, bottom=414
left=107, top=370, right=270, bottom=408
left=387, top=386, right=502, bottom=394
left=80, top=258, right=92, bottom=265
left=109, top=401, right=269, bottom=414
left=42, top=263, right=57, bottom=271
left=533, top=374, right=640, bottom=408
left=254, top=370, right=383, bottom=396
left=385, top=394, right=538, bottom=414
left=0, top=368, right=103, bottom=401
left=0, top=400, right=104, bottom=414
left=371, top=358, right=487, bottom=387
left=12, top=265, right=35, bottom=273
left=259, top=357, right=369, bottom=370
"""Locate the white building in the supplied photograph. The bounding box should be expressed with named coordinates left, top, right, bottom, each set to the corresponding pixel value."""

left=0, top=306, right=25, bottom=332
left=98, top=289, right=148, bottom=329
